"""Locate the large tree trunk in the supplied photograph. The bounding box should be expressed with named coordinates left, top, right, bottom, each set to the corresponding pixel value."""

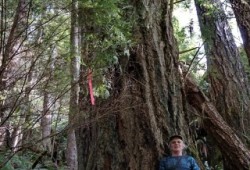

left=229, top=0, right=250, bottom=64
left=66, top=0, right=79, bottom=169
left=76, top=0, right=191, bottom=169
left=184, top=74, right=250, bottom=169
left=194, top=0, right=250, bottom=145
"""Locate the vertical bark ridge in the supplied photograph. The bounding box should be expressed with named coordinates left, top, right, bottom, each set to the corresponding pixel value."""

left=76, top=0, right=191, bottom=169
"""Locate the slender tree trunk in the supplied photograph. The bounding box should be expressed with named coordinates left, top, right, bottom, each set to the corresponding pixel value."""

left=11, top=126, right=22, bottom=151
left=76, top=0, right=191, bottom=169
left=229, top=0, right=250, bottom=64
left=11, top=81, right=32, bottom=152
left=0, top=0, right=29, bottom=124
left=21, top=56, right=35, bottom=147
left=41, top=90, right=52, bottom=152
left=0, top=0, right=31, bottom=152
left=66, top=0, right=79, bottom=169
left=0, top=0, right=29, bottom=91
left=41, top=46, right=57, bottom=152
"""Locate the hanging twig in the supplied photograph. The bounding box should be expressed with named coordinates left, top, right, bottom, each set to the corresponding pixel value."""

left=173, top=0, right=186, bottom=5
left=179, top=47, right=199, bottom=54
left=184, top=42, right=205, bottom=79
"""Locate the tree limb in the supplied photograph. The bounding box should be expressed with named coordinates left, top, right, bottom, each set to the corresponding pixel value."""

left=184, top=43, right=204, bottom=79
left=184, top=74, right=250, bottom=169
left=179, top=47, right=199, bottom=54
left=173, top=0, right=186, bottom=5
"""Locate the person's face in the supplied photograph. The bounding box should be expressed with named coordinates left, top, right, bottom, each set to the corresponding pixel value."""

left=169, top=138, right=185, bottom=153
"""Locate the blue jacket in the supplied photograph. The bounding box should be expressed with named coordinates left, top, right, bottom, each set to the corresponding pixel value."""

left=159, top=155, right=200, bottom=170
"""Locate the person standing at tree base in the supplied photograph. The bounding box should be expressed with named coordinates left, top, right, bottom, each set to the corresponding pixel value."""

left=159, top=135, right=200, bottom=170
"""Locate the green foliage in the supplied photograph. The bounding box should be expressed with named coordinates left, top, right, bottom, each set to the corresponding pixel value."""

left=94, top=84, right=110, bottom=99
left=173, top=1, right=207, bottom=84
left=3, top=0, right=18, bottom=21
left=0, top=0, right=71, bottom=169
left=77, top=0, right=133, bottom=98
left=175, top=0, right=192, bottom=9
left=239, top=46, right=250, bottom=76
left=202, top=2, right=216, bottom=14
left=173, top=18, right=206, bottom=83
left=0, top=153, right=32, bottom=170
left=172, top=17, right=190, bottom=51
left=79, top=0, right=132, bottom=68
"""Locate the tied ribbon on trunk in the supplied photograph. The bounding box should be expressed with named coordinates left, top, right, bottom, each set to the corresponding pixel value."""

left=87, top=68, right=95, bottom=105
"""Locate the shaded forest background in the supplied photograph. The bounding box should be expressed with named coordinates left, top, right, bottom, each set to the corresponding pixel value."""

left=0, top=0, right=250, bottom=169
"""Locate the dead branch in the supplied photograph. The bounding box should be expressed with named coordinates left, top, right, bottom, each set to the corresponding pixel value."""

left=184, top=75, right=250, bottom=169
left=179, top=47, right=199, bottom=54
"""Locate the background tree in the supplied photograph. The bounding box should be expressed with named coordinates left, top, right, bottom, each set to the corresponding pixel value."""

left=0, top=0, right=71, bottom=168
left=66, top=0, right=80, bottom=169
left=194, top=0, right=250, bottom=168
left=0, top=0, right=30, bottom=126
left=229, top=0, right=250, bottom=64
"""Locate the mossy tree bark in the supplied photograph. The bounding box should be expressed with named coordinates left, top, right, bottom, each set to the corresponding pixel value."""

left=75, top=0, right=192, bottom=169
left=195, top=0, right=250, bottom=168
